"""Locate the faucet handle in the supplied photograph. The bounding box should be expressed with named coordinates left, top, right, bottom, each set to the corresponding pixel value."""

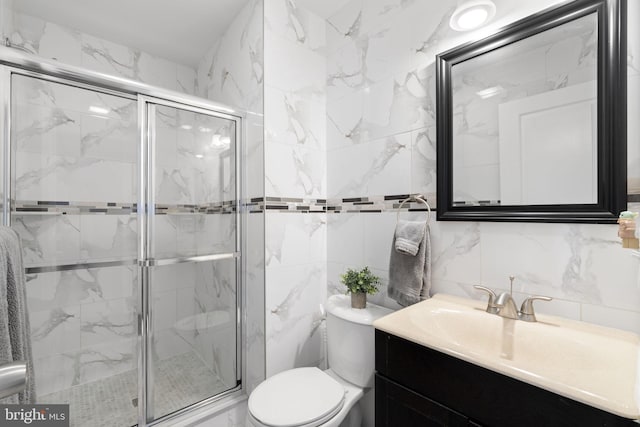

left=474, top=285, right=499, bottom=314
left=519, top=295, right=552, bottom=322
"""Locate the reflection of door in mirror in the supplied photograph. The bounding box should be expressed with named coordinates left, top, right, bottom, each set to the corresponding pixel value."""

left=498, top=82, right=597, bottom=205
left=451, top=12, right=598, bottom=206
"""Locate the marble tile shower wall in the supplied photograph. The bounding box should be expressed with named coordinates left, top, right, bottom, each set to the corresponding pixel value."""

left=196, top=0, right=264, bottom=200
left=4, top=11, right=197, bottom=95
left=11, top=74, right=237, bottom=397
left=326, top=0, right=640, bottom=334
left=152, top=260, right=239, bottom=390
left=9, top=74, right=137, bottom=396
left=151, top=107, right=239, bottom=393
left=263, top=0, right=328, bottom=377
left=196, top=0, right=266, bottom=393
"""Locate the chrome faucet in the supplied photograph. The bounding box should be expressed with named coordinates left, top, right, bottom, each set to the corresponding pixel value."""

left=518, top=295, right=552, bottom=322
left=494, top=291, right=519, bottom=319
left=472, top=285, right=499, bottom=314
left=474, top=276, right=552, bottom=322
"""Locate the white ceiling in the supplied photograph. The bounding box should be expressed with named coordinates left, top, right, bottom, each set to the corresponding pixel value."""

left=12, top=0, right=248, bottom=68
left=294, top=0, right=352, bottom=19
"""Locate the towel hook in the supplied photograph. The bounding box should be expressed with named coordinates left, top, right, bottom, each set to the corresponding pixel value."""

left=396, top=195, right=432, bottom=224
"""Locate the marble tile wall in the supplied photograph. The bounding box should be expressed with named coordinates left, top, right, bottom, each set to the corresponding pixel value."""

left=150, top=102, right=239, bottom=394
left=264, top=212, right=327, bottom=376
left=195, top=0, right=266, bottom=394
left=12, top=74, right=138, bottom=205
left=26, top=265, right=137, bottom=396
left=4, top=10, right=197, bottom=95
left=325, top=0, right=640, bottom=335
left=9, top=73, right=138, bottom=396
left=263, top=0, right=328, bottom=378
left=146, top=53, right=244, bottom=404
left=153, top=259, right=238, bottom=391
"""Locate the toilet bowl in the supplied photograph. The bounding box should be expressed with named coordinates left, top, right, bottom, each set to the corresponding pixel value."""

left=246, top=295, right=392, bottom=427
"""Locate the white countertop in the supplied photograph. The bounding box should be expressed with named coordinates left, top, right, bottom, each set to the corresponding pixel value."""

left=373, top=293, right=640, bottom=420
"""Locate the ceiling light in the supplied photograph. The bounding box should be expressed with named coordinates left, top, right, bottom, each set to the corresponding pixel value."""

left=211, top=134, right=231, bottom=147
left=476, top=85, right=504, bottom=99
left=199, top=126, right=212, bottom=133
left=180, top=124, right=192, bottom=130
left=450, top=0, right=496, bottom=32
left=88, top=105, right=110, bottom=115
left=195, top=154, right=204, bottom=159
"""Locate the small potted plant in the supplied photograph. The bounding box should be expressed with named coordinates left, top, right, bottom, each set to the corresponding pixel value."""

left=340, top=266, right=380, bottom=309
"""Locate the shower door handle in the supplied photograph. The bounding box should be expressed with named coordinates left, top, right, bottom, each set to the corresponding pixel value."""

left=138, top=252, right=240, bottom=267
left=0, top=361, right=26, bottom=399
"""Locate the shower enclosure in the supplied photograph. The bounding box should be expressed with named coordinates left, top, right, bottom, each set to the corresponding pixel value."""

left=0, top=52, right=243, bottom=426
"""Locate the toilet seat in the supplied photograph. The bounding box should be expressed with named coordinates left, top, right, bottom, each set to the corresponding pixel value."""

left=248, top=367, right=345, bottom=427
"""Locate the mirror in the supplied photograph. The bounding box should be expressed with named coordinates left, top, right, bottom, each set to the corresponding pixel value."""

left=436, top=0, right=626, bottom=223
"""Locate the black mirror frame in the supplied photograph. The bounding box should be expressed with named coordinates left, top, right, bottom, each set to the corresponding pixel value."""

left=436, top=0, right=627, bottom=223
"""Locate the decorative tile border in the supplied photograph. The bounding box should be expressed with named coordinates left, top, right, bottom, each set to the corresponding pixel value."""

left=326, top=194, right=435, bottom=213
left=246, top=197, right=325, bottom=213
left=256, top=192, right=639, bottom=214
left=253, top=194, right=436, bottom=214
left=12, top=200, right=237, bottom=215
left=156, top=201, right=236, bottom=215
left=14, top=200, right=137, bottom=215
left=10, top=193, right=639, bottom=215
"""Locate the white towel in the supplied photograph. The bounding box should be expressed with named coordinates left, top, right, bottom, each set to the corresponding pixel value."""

left=388, top=222, right=431, bottom=306
left=0, top=227, right=34, bottom=403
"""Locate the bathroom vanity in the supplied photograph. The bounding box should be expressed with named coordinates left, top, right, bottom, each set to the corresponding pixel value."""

left=373, top=295, right=639, bottom=427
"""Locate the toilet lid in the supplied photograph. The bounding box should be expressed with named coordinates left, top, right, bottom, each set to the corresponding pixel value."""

left=249, top=367, right=345, bottom=427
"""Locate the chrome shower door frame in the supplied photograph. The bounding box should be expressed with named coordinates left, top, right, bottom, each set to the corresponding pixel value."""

left=0, top=47, right=245, bottom=427
left=138, top=95, right=243, bottom=425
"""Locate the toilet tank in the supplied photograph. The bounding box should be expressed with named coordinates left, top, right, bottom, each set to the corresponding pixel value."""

left=325, top=295, right=393, bottom=387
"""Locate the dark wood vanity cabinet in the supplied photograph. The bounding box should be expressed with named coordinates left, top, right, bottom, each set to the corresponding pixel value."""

left=375, top=330, right=636, bottom=427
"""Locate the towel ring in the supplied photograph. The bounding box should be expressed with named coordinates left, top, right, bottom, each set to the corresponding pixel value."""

left=396, top=195, right=432, bottom=224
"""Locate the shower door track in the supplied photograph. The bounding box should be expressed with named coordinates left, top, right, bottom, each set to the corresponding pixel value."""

left=0, top=47, right=237, bottom=116
left=0, top=47, right=246, bottom=427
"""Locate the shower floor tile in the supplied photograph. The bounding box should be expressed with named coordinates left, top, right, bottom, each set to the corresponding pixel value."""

left=38, top=351, right=228, bottom=427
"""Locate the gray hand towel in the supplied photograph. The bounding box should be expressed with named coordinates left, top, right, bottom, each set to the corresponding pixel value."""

left=394, top=220, right=426, bottom=256
left=388, top=223, right=431, bottom=306
left=0, top=227, right=35, bottom=404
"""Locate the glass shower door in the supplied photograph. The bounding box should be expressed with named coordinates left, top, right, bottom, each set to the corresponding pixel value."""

left=141, top=99, right=240, bottom=422
left=9, top=72, right=139, bottom=427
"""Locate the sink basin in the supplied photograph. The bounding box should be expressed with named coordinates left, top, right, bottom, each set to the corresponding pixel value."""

left=373, top=293, right=640, bottom=419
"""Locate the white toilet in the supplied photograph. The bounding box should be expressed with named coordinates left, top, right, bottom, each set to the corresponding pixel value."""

left=246, top=294, right=392, bottom=427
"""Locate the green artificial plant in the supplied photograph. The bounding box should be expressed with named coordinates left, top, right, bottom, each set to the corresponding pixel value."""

left=340, top=266, right=380, bottom=295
